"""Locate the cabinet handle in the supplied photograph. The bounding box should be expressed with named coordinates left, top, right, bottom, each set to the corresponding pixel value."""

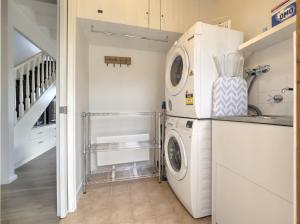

left=146, top=11, right=149, bottom=15
left=97, top=9, right=103, bottom=14
left=38, top=141, right=44, bottom=144
left=38, top=132, right=43, bottom=135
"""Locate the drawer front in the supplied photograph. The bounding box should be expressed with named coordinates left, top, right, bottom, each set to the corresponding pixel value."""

left=31, top=126, right=49, bottom=140
left=215, top=165, right=293, bottom=224
left=31, top=135, right=49, bottom=149
left=49, top=125, right=56, bottom=137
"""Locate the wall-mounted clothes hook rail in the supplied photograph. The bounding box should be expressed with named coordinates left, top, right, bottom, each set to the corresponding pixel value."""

left=104, top=56, right=131, bottom=67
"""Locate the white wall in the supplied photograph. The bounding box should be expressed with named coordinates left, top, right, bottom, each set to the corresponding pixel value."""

left=1, top=0, right=17, bottom=184
left=89, top=45, right=165, bottom=113
left=75, top=25, right=89, bottom=194
left=87, top=44, right=165, bottom=172
left=210, top=0, right=282, bottom=40
left=200, top=0, right=294, bottom=116
left=10, top=0, right=56, bottom=58
left=246, top=38, right=294, bottom=116
left=13, top=30, right=41, bottom=66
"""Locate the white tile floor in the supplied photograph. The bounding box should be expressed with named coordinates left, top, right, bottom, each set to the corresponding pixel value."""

left=60, top=178, right=211, bottom=224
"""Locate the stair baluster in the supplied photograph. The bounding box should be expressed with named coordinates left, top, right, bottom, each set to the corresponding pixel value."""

left=18, top=67, right=25, bottom=118
left=25, top=64, right=31, bottom=111
left=41, top=55, right=45, bottom=93
left=36, top=56, right=41, bottom=98
left=53, top=61, right=56, bottom=80
left=49, top=57, right=53, bottom=83
left=45, top=55, right=49, bottom=88
left=31, top=59, right=36, bottom=104
left=49, top=57, right=52, bottom=83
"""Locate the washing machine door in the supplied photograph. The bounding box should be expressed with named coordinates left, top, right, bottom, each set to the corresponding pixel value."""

left=166, top=46, right=189, bottom=96
left=165, top=129, right=188, bottom=180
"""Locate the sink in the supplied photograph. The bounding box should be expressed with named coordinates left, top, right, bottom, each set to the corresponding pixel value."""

left=213, top=115, right=293, bottom=127
left=251, top=115, right=292, bottom=120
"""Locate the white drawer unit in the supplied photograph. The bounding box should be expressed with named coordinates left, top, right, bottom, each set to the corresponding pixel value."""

left=15, top=124, right=57, bottom=168
left=212, top=120, right=294, bottom=224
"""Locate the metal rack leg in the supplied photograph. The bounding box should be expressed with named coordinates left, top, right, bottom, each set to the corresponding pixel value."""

left=158, top=113, right=162, bottom=183
left=82, top=113, right=87, bottom=194
left=88, top=114, right=92, bottom=177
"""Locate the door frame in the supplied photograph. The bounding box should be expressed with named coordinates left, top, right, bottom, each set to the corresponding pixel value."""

left=57, top=0, right=78, bottom=216
left=56, top=0, right=68, bottom=218
left=66, top=0, right=77, bottom=213
left=297, top=1, right=300, bottom=224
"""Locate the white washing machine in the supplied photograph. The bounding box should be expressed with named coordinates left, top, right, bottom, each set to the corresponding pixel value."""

left=165, top=22, right=243, bottom=119
left=164, top=116, right=212, bottom=218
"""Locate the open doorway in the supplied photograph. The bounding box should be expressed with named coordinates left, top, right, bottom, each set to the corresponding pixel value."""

left=1, top=0, right=60, bottom=223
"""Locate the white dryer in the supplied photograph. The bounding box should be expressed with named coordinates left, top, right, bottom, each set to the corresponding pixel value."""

left=165, top=22, right=243, bottom=119
left=164, top=116, right=212, bottom=218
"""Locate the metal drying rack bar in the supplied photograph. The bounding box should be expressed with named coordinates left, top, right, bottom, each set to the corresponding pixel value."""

left=82, top=112, right=163, bottom=193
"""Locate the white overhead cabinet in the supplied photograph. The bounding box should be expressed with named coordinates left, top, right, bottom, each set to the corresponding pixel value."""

left=77, top=0, right=200, bottom=33
left=77, top=0, right=149, bottom=28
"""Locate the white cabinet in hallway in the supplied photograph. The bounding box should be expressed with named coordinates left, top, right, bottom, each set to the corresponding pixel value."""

left=15, top=124, right=57, bottom=168
left=77, top=0, right=200, bottom=33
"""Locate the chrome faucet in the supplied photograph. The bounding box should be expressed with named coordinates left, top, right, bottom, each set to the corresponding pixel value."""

left=281, top=87, right=294, bottom=93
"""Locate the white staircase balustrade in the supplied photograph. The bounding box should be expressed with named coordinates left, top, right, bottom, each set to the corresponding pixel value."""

left=15, top=52, right=56, bottom=121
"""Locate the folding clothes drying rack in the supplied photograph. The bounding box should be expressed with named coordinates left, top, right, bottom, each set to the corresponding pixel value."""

left=82, top=112, right=164, bottom=193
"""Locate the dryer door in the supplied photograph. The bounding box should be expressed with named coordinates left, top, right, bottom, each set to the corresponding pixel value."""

left=166, top=46, right=189, bottom=96
left=164, top=129, right=188, bottom=180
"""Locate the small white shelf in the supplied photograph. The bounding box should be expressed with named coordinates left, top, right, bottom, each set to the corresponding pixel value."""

left=238, top=17, right=296, bottom=53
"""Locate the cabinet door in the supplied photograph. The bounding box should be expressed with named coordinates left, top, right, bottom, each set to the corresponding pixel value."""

left=161, top=0, right=184, bottom=33
left=77, top=0, right=149, bottom=28
left=161, top=0, right=200, bottom=33
left=149, top=0, right=161, bottom=30
left=215, top=165, right=293, bottom=224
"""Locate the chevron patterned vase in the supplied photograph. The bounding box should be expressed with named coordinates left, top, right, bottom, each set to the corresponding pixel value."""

left=212, top=76, right=248, bottom=116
